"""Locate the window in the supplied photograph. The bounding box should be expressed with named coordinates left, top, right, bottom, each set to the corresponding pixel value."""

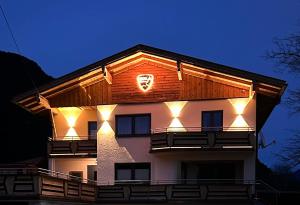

left=88, top=121, right=97, bottom=139
left=202, top=110, right=223, bottom=131
left=181, top=161, right=243, bottom=180
left=116, top=114, right=151, bottom=137
left=115, top=163, right=151, bottom=183
left=69, top=171, right=83, bottom=182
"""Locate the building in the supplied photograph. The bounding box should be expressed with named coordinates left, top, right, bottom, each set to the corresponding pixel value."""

left=12, top=44, right=286, bottom=202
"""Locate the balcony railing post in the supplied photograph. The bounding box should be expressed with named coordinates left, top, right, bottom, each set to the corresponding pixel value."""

left=167, top=132, right=173, bottom=147
left=208, top=132, right=215, bottom=147
left=71, top=140, right=76, bottom=154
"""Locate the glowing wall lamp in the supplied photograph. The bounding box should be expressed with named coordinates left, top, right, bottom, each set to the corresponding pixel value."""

left=230, top=115, right=249, bottom=128
left=58, top=107, right=82, bottom=139
left=165, top=101, right=188, bottom=132
left=229, top=98, right=250, bottom=115
left=97, top=104, right=117, bottom=135
left=228, top=98, right=252, bottom=130
left=165, top=101, right=188, bottom=118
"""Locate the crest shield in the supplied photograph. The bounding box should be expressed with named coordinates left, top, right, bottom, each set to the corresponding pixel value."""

left=137, top=74, right=154, bottom=92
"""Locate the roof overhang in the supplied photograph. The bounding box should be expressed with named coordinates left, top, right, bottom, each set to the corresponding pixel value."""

left=13, top=44, right=287, bottom=114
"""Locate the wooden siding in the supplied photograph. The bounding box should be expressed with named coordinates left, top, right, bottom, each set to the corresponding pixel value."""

left=48, top=60, right=249, bottom=107
left=49, top=80, right=111, bottom=107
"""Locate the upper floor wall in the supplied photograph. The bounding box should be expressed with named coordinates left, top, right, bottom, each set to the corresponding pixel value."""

left=52, top=97, right=255, bottom=140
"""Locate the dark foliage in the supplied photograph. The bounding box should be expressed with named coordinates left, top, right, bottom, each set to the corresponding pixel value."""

left=257, top=160, right=300, bottom=191
left=0, top=51, right=54, bottom=167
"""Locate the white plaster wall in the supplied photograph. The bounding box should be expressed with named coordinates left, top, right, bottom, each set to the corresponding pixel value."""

left=50, top=158, right=97, bottom=180
left=97, top=98, right=256, bottom=184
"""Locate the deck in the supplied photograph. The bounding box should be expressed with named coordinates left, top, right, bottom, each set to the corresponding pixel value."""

left=150, top=127, right=255, bottom=152
left=0, top=168, right=257, bottom=203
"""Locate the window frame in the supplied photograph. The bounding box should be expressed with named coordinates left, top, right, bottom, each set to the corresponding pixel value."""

left=115, top=114, right=151, bottom=137
left=88, top=121, right=97, bottom=140
left=114, top=162, right=151, bottom=183
left=201, top=110, right=223, bottom=131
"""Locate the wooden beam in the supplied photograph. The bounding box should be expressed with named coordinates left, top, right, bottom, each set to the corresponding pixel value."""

left=37, top=94, right=51, bottom=109
left=103, top=66, right=112, bottom=84
left=177, top=60, right=182, bottom=81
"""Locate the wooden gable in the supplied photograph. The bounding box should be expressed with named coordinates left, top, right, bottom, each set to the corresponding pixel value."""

left=15, top=45, right=286, bottom=115
left=47, top=57, right=249, bottom=107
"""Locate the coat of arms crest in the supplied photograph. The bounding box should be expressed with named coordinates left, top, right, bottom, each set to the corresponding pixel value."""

left=137, top=74, right=154, bottom=92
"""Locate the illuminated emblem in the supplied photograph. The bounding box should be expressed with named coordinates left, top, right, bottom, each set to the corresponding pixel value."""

left=137, top=74, right=154, bottom=92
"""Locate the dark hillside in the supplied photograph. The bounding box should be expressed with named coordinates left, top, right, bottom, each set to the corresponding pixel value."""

left=0, top=51, right=53, bottom=167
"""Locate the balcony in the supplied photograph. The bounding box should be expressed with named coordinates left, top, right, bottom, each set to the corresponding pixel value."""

left=48, top=136, right=97, bottom=157
left=150, top=127, right=255, bottom=152
left=0, top=168, right=256, bottom=203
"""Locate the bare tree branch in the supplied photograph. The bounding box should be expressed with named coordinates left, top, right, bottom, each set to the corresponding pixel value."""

left=267, top=33, right=300, bottom=168
left=266, top=34, right=300, bottom=73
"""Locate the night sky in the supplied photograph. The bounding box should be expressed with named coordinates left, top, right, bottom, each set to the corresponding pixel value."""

left=1, top=0, right=299, bottom=168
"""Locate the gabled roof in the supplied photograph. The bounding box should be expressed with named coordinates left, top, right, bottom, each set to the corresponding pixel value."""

left=13, top=43, right=287, bottom=124
left=14, top=44, right=286, bottom=103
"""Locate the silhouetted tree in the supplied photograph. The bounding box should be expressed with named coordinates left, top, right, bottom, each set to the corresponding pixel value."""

left=267, top=33, right=300, bottom=168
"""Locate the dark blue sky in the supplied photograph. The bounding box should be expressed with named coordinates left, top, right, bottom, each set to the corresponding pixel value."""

left=1, top=0, right=299, bottom=168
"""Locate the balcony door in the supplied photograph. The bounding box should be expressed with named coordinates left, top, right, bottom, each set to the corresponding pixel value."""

left=202, top=110, right=223, bottom=131
left=88, top=121, right=97, bottom=140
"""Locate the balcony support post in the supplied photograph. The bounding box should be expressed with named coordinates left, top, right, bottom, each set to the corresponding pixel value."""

left=208, top=132, right=215, bottom=147
left=167, top=133, right=173, bottom=147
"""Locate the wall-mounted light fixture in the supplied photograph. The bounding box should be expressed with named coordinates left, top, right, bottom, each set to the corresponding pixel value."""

left=58, top=107, right=82, bottom=139
left=97, top=104, right=117, bottom=135
left=165, top=101, right=187, bottom=118
left=165, top=101, right=188, bottom=131
left=228, top=97, right=253, bottom=130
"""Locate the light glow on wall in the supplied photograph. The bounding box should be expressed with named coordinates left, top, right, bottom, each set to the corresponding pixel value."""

left=229, top=98, right=250, bottom=115
left=97, top=104, right=117, bottom=135
left=98, top=121, right=114, bottom=135
left=58, top=107, right=82, bottom=139
left=165, top=101, right=188, bottom=131
left=168, top=118, right=186, bottom=132
left=228, top=98, right=253, bottom=130
left=97, top=104, right=117, bottom=121
left=65, top=128, right=80, bottom=140
left=165, top=101, right=188, bottom=117
left=230, top=115, right=249, bottom=128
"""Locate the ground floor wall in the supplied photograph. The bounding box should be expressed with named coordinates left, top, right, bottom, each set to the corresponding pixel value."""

left=48, top=158, right=97, bottom=180
left=97, top=137, right=256, bottom=185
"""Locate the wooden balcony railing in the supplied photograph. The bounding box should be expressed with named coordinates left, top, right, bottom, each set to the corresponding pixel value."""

left=48, top=136, right=97, bottom=156
left=1, top=167, right=283, bottom=203
left=0, top=168, right=256, bottom=202
left=150, top=127, right=255, bottom=152
left=95, top=179, right=255, bottom=202
left=0, top=167, right=96, bottom=202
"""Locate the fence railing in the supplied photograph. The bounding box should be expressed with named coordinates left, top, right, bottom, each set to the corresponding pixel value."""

left=0, top=167, right=96, bottom=202
left=0, top=167, right=96, bottom=184
left=0, top=167, right=284, bottom=203
left=49, top=136, right=96, bottom=141
left=152, top=126, right=255, bottom=133
left=150, top=128, right=255, bottom=151
left=48, top=138, right=97, bottom=155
